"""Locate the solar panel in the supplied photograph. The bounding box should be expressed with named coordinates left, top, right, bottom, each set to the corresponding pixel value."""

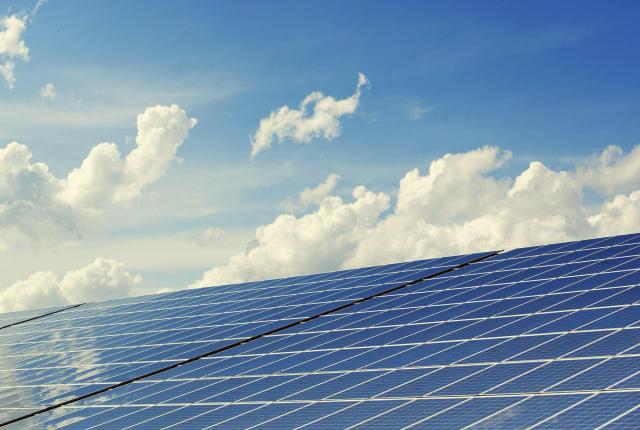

left=0, top=304, right=81, bottom=330
left=1, top=233, right=640, bottom=429
left=0, top=252, right=489, bottom=427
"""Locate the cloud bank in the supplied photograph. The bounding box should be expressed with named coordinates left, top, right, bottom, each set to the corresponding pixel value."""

left=192, top=185, right=390, bottom=287
left=251, top=73, right=369, bottom=157
left=193, top=144, right=640, bottom=287
left=0, top=15, right=30, bottom=89
left=0, top=258, right=141, bottom=313
left=0, top=104, right=197, bottom=251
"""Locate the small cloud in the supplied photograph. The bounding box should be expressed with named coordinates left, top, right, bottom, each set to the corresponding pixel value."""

left=393, top=97, right=432, bottom=121
left=195, top=227, right=228, bottom=247
left=577, top=144, right=640, bottom=195
left=0, top=15, right=30, bottom=89
left=405, top=100, right=432, bottom=121
left=0, top=61, right=15, bottom=89
left=282, top=173, right=341, bottom=213
left=251, top=73, right=369, bottom=157
left=40, top=82, right=56, bottom=100
left=28, top=0, right=49, bottom=22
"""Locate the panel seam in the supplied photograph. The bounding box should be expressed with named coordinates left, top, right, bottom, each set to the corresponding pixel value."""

left=0, top=303, right=85, bottom=332
left=0, top=251, right=501, bottom=427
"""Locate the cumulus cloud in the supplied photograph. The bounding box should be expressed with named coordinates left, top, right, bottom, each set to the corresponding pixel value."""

left=348, top=156, right=590, bottom=266
left=190, top=186, right=389, bottom=287
left=577, top=144, right=640, bottom=195
left=589, top=191, right=640, bottom=236
left=0, top=258, right=141, bottom=313
left=0, top=60, right=16, bottom=89
left=60, top=104, right=197, bottom=207
left=250, top=73, right=369, bottom=157
left=299, top=173, right=341, bottom=206
left=282, top=173, right=341, bottom=212
left=0, top=15, right=30, bottom=89
left=0, top=104, right=196, bottom=251
left=193, top=144, right=640, bottom=287
left=40, top=82, right=55, bottom=99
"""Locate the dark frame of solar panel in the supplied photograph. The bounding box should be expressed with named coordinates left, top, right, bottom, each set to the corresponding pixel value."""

left=0, top=251, right=493, bottom=427
left=2, top=233, right=640, bottom=429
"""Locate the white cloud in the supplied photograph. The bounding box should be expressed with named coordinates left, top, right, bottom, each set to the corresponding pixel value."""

left=348, top=157, right=589, bottom=266
left=577, top=144, right=640, bottom=195
left=196, top=227, right=230, bottom=247
left=406, top=103, right=430, bottom=120
left=403, top=100, right=432, bottom=121
left=0, top=15, right=29, bottom=59
left=299, top=173, right=341, bottom=207
left=589, top=191, right=640, bottom=236
left=60, top=104, right=197, bottom=208
left=0, top=104, right=196, bottom=251
left=395, top=146, right=511, bottom=224
left=29, top=0, right=49, bottom=20
left=250, top=73, right=369, bottom=157
left=0, top=258, right=141, bottom=313
left=190, top=186, right=390, bottom=288
left=282, top=173, right=341, bottom=212
left=194, top=145, right=640, bottom=287
left=40, top=82, right=56, bottom=99
left=0, top=15, right=30, bottom=89
left=0, top=60, right=16, bottom=89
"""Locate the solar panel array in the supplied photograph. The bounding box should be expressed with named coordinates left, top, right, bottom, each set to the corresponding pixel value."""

left=0, top=252, right=489, bottom=428
left=1, top=234, right=640, bottom=429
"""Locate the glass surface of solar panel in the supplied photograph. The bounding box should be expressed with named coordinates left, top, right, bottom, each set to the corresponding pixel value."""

left=0, top=304, right=77, bottom=329
left=2, top=233, right=640, bottom=429
left=0, top=253, right=485, bottom=427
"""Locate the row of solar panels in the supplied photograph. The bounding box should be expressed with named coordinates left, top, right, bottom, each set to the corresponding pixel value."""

left=1, top=234, right=639, bottom=429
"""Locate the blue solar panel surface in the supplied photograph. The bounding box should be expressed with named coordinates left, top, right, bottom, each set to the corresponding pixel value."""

left=1, top=234, right=640, bottom=429
left=0, top=305, right=79, bottom=330
left=0, top=253, right=485, bottom=427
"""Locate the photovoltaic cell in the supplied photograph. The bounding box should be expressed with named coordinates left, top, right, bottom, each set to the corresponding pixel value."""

left=0, top=304, right=79, bottom=330
left=0, top=253, right=485, bottom=427
left=1, top=233, right=640, bottom=429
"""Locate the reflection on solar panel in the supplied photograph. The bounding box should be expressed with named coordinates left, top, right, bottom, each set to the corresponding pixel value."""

left=1, top=234, right=640, bottom=429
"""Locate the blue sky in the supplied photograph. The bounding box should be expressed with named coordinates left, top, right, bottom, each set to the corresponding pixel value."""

left=2, top=0, right=640, bottom=309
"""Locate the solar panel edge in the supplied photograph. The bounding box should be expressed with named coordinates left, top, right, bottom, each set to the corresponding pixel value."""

left=0, top=303, right=85, bottom=332
left=0, top=251, right=501, bottom=428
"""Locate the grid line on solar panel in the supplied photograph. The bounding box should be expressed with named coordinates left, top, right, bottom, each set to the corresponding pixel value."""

left=3, top=274, right=638, bottom=363
left=599, top=402, right=640, bottom=429
left=2, top=390, right=640, bottom=407
left=0, top=252, right=499, bottom=427
left=0, top=304, right=84, bottom=332
left=1, top=304, right=637, bottom=369
left=3, top=391, right=640, bottom=429
left=3, top=352, right=639, bottom=388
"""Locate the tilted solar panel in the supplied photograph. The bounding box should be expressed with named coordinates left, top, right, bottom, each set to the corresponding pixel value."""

left=1, top=233, right=640, bottom=429
left=0, top=252, right=491, bottom=427
left=0, top=304, right=81, bottom=331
